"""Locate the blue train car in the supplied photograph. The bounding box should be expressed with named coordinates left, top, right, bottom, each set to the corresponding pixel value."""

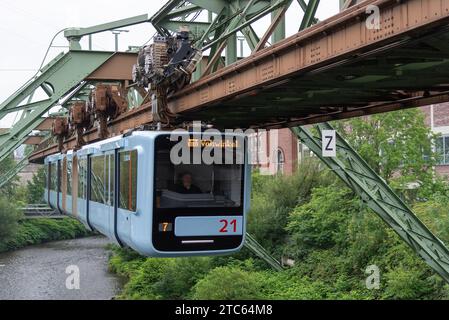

left=44, top=131, right=251, bottom=257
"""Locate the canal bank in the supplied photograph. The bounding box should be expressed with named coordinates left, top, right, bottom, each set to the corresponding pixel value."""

left=0, top=236, right=123, bottom=300
left=0, top=217, right=90, bottom=253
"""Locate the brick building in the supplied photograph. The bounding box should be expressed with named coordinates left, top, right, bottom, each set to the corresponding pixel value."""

left=252, top=104, right=449, bottom=178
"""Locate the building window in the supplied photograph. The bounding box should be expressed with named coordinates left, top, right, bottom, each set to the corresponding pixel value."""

left=277, top=148, right=285, bottom=174
left=119, top=150, right=138, bottom=212
left=436, top=136, right=449, bottom=165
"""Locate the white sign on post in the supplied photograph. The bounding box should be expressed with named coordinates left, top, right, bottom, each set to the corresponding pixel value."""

left=322, top=130, right=336, bottom=157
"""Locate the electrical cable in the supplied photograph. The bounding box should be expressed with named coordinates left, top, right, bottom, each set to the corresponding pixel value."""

left=6, top=28, right=68, bottom=100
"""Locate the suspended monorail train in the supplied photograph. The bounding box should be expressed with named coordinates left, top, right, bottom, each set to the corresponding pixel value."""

left=44, top=131, right=251, bottom=257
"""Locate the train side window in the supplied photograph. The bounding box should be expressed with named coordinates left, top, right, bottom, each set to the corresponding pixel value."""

left=50, top=163, right=57, bottom=191
left=108, top=154, right=115, bottom=206
left=78, top=158, right=87, bottom=200
left=46, top=164, right=49, bottom=189
left=67, top=161, right=72, bottom=196
left=91, top=155, right=107, bottom=204
left=119, top=150, right=138, bottom=212
left=57, top=161, right=62, bottom=193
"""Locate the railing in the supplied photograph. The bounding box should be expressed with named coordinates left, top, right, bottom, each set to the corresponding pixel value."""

left=20, top=204, right=60, bottom=218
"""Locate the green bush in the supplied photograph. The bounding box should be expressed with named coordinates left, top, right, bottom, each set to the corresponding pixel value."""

left=1, top=217, right=90, bottom=252
left=120, top=258, right=175, bottom=300
left=248, top=159, right=332, bottom=255
left=155, top=257, right=214, bottom=299
left=192, top=266, right=264, bottom=300
left=0, top=195, right=22, bottom=246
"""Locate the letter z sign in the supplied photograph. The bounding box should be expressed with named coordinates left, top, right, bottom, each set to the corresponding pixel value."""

left=322, top=130, right=336, bottom=157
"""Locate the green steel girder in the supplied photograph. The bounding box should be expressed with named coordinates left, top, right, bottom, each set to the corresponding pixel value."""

left=188, top=0, right=227, bottom=14
left=151, top=0, right=322, bottom=79
left=245, top=233, right=284, bottom=271
left=64, top=14, right=150, bottom=50
left=0, top=149, right=34, bottom=189
left=0, top=51, right=114, bottom=163
left=299, top=0, right=320, bottom=31
left=291, top=124, right=449, bottom=284
left=202, top=0, right=290, bottom=51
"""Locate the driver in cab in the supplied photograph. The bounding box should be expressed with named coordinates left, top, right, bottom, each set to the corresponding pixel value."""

left=174, top=172, right=202, bottom=194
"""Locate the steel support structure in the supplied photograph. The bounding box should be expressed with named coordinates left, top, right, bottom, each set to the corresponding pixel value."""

left=150, top=0, right=322, bottom=77
left=245, top=233, right=284, bottom=271
left=0, top=51, right=114, bottom=163
left=291, top=124, right=449, bottom=283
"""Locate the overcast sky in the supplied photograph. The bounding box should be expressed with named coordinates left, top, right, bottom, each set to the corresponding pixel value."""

left=0, top=0, right=339, bottom=127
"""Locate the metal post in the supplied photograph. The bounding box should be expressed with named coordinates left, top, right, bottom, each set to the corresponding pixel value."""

left=226, top=33, right=237, bottom=66
left=271, top=0, right=286, bottom=44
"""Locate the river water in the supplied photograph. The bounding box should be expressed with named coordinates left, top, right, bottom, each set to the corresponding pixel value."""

left=0, top=236, right=124, bottom=300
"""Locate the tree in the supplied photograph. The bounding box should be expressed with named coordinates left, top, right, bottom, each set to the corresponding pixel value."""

left=333, top=109, right=439, bottom=193
left=192, top=266, right=264, bottom=300
left=247, top=159, right=332, bottom=255
left=0, top=155, right=20, bottom=197
left=27, top=166, right=46, bottom=204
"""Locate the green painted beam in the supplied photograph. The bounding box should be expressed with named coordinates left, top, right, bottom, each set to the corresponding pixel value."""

left=188, top=0, right=227, bottom=14
left=271, top=0, right=287, bottom=44
left=165, top=4, right=203, bottom=20
left=158, top=20, right=212, bottom=38
left=64, top=14, right=149, bottom=49
left=299, top=0, right=320, bottom=31
left=150, top=0, right=324, bottom=79
left=245, top=233, right=284, bottom=271
left=202, top=0, right=289, bottom=51
left=291, top=124, right=449, bottom=284
left=0, top=51, right=114, bottom=163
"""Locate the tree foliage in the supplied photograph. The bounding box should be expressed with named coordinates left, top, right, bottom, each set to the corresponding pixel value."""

left=0, top=196, right=22, bottom=245
left=333, top=109, right=443, bottom=199
left=27, top=166, right=46, bottom=204
left=247, top=158, right=333, bottom=255
left=0, top=156, right=20, bottom=197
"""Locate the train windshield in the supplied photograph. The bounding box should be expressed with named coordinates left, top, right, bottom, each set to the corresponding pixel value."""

left=154, top=134, right=245, bottom=209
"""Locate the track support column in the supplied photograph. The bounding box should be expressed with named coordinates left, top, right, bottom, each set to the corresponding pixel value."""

left=291, top=123, right=449, bottom=284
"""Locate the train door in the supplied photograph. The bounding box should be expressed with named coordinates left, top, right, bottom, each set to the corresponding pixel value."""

left=62, top=157, right=67, bottom=213
left=72, top=155, right=78, bottom=218
left=89, top=153, right=105, bottom=235
left=66, top=155, right=73, bottom=215
left=116, top=147, right=137, bottom=246
left=106, top=152, right=116, bottom=242
left=57, top=159, right=62, bottom=213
